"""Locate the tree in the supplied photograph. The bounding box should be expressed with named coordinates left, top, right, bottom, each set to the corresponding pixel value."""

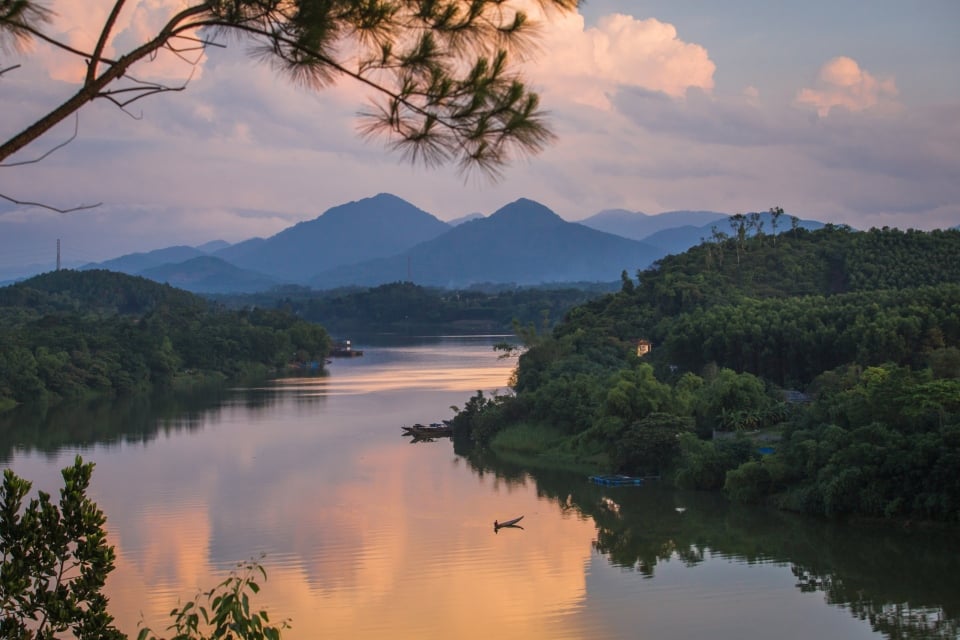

left=728, top=213, right=747, bottom=264
left=1, top=0, right=578, bottom=187
left=1, top=456, right=125, bottom=639
left=620, top=269, right=635, bottom=294
left=769, top=206, right=784, bottom=246
left=610, top=412, right=692, bottom=475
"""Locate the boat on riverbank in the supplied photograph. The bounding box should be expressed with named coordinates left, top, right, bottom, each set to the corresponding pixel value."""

left=330, top=340, right=363, bottom=357
left=401, top=422, right=452, bottom=437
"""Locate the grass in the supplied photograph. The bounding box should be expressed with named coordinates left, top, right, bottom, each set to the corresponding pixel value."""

left=490, top=422, right=566, bottom=453
left=490, top=422, right=611, bottom=475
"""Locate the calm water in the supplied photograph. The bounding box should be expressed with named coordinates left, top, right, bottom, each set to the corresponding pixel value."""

left=1, top=336, right=958, bottom=640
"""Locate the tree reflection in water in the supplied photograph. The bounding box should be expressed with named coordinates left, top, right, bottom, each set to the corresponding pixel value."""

left=0, top=376, right=328, bottom=462
left=461, top=444, right=960, bottom=640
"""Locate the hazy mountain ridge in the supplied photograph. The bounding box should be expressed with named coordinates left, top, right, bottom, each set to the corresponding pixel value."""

left=138, top=256, right=280, bottom=294
left=579, top=209, right=728, bottom=240
left=81, top=245, right=209, bottom=275
left=29, top=195, right=840, bottom=293
left=212, top=193, right=451, bottom=282
left=310, top=198, right=664, bottom=288
left=447, top=212, right=484, bottom=226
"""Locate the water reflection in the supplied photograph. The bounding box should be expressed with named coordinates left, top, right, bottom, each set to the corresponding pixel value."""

left=2, top=337, right=958, bottom=640
left=461, top=446, right=960, bottom=639
left=0, top=379, right=335, bottom=463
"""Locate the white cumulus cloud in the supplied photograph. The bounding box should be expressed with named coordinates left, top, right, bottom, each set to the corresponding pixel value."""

left=796, top=56, right=898, bottom=117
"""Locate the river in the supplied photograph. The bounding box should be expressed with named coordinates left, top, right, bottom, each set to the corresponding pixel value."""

left=1, top=336, right=957, bottom=640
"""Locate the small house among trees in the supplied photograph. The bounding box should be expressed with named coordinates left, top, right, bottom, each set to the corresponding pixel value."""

left=637, top=339, right=653, bottom=357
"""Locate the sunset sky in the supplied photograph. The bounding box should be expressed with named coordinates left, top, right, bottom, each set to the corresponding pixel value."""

left=1, top=0, right=958, bottom=268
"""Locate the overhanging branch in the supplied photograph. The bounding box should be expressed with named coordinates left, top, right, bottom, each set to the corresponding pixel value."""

left=0, top=114, right=80, bottom=167
left=0, top=192, right=101, bottom=214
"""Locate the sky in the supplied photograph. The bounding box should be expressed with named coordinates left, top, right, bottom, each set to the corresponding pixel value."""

left=1, top=0, right=959, bottom=269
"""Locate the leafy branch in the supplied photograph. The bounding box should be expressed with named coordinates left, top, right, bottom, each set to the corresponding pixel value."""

left=0, top=0, right=580, bottom=177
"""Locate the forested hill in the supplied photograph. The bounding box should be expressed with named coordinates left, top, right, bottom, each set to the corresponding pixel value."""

left=635, top=225, right=960, bottom=315
left=0, top=269, right=204, bottom=317
left=0, top=270, right=331, bottom=409
left=452, top=225, right=960, bottom=523
left=561, top=225, right=960, bottom=388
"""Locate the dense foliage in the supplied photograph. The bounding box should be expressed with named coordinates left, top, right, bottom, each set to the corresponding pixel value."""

left=212, top=281, right=611, bottom=335
left=455, top=224, right=960, bottom=522
left=0, top=270, right=331, bottom=408
left=1, top=457, right=123, bottom=639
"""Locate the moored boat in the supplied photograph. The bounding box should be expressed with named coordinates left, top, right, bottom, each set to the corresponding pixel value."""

left=589, top=474, right=644, bottom=486
left=401, top=422, right=453, bottom=437
left=330, top=339, right=363, bottom=357
left=494, top=515, right=524, bottom=529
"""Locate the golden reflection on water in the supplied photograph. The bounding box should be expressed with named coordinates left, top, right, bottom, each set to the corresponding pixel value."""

left=270, top=365, right=513, bottom=395
left=99, top=341, right=605, bottom=640
left=106, top=443, right=600, bottom=640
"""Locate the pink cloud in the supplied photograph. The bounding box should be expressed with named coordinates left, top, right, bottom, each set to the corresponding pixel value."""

left=34, top=0, right=206, bottom=83
left=520, top=8, right=715, bottom=108
left=796, top=56, right=898, bottom=117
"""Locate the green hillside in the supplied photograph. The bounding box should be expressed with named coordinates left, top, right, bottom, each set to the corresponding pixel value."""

left=452, top=225, right=960, bottom=523
left=0, top=270, right=331, bottom=409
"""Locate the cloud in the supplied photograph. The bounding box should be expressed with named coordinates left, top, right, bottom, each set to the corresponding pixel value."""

left=522, top=8, right=715, bottom=108
left=796, top=56, right=899, bottom=117
left=3, top=1, right=958, bottom=261
left=28, top=0, right=206, bottom=83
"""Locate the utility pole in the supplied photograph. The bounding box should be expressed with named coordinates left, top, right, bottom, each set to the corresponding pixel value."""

left=56, top=238, right=61, bottom=271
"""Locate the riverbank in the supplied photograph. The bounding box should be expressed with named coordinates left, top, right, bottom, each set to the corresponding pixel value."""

left=485, top=422, right=609, bottom=475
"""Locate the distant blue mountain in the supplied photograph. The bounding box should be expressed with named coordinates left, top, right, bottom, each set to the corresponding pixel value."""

left=448, top=212, right=484, bottom=226
left=311, top=198, right=664, bottom=288
left=597, top=210, right=826, bottom=256
left=195, top=239, right=231, bottom=253
left=213, top=193, right=450, bottom=282
left=139, top=256, right=279, bottom=294
left=579, top=209, right=728, bottom=241
left=82, top=245, right=208, bottom=275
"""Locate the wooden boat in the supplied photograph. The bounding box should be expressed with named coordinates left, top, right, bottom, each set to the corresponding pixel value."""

left=401, top=423, right=452, bottom=437
left=494, top=515, right=524, bottom=529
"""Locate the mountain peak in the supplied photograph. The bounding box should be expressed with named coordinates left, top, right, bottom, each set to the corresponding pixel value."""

left=489, top=198, right=563, bottom=226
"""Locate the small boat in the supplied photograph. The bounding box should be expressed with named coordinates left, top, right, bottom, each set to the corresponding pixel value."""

left=329, top=340, right=363, bottom=357
left=589, top=474, right=644, bottom=486
left=401, top=423, right=452, bottom=437
left=494, top=515, right=524, bottom=529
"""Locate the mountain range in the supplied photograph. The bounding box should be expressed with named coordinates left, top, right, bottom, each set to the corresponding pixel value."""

left=211, top=193, right=450, bottom=281
left=310, top=199, right=662, bottom=288
left=5, top=194, right=826, bottom=293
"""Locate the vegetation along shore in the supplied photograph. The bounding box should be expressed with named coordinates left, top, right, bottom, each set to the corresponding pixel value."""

left=450, top=223, right=960, bottom=524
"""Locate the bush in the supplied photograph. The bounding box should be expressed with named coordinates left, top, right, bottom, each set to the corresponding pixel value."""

left=724, top=460, right=772, bottom=503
